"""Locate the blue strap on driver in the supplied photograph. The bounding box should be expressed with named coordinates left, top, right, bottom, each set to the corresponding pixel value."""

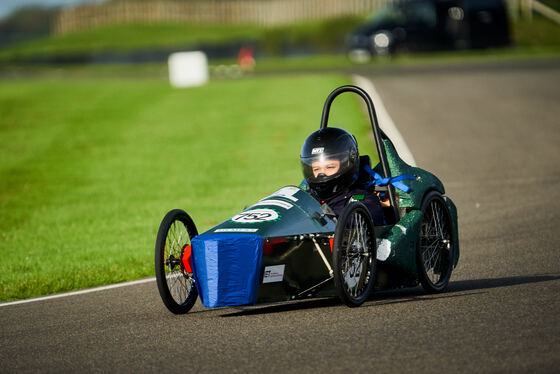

left=362, top=164, right=415, bottom=193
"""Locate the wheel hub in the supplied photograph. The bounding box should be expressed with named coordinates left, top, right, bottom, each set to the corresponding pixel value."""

left=165, top=255, right=182, bottom=270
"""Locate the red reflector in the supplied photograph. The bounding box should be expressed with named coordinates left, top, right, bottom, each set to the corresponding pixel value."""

left=182, top=245, right=193, bottom=273
left=263, top=237, right=287, bottom=255
left=329, top=238, right=334, bottom=252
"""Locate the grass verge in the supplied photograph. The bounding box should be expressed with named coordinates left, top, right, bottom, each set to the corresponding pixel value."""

left=0, top=16, right=364, bottom=62
left=3, top=13, right=557, bottom=63
left=0, top=73, right=373, bottom=301
left=0, top=23, right=263, bottom=61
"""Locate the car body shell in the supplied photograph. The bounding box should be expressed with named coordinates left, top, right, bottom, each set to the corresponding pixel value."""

left=190, top=135, right=459, bottom=307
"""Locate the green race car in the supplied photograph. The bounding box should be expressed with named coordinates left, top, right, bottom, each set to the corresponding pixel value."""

left=155, top=85, right=460, bottom=314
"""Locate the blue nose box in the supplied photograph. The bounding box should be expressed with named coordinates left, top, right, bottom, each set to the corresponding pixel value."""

left=191, top=233, right=263, bottom=308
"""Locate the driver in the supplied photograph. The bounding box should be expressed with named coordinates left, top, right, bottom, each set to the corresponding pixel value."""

left=300, top=127, right=384, bottom=225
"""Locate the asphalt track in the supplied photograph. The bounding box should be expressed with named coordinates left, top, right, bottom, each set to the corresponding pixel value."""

left=1, top=61, right=559, bottom=373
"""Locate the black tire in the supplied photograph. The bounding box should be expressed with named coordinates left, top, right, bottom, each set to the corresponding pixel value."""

left=416, top=191, right=454, bottom=293
left=333, top=202, right=377, bottom=307
left=155, top=209, right=199, bottom=314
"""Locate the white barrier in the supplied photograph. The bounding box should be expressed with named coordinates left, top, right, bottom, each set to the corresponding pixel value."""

left=168, top=51, right=209, bottom=88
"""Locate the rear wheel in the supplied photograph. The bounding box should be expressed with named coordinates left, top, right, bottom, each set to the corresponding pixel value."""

left=155, top=209, right=198, bottom=314
left=416, top=191, right=454, bottom=293
left=333, top=202, right=377, bottom=307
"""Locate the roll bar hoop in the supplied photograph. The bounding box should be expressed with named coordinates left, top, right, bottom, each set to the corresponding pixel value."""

left=319, top=85, right=399, bottom=220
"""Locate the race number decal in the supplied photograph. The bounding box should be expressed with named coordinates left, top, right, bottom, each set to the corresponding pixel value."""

left=231, top=208, right=280, bottom=223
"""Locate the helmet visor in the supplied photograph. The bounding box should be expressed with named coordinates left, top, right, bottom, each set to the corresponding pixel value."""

left=301, top=151, right=352, bottom=184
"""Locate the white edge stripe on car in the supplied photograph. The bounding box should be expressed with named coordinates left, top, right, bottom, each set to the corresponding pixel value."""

left=352, top=75, right=417, bottom=167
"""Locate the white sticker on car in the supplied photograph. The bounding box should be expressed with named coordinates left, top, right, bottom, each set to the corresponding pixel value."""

left=267, top=186, right=299, bottom=202
left=395, top=224, right=407, bottom=234
left=376, top=238, right=391, bottom=261
left=262, top=264, right=285, bottom=283
left=231, top=208, right=279, bottom=223
left=214, top=228, right=258, bottom=233
left=252, top=199, right=293, bottom=210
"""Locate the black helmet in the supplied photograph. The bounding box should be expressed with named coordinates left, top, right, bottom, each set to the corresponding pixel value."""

left=300, top=127, right=359, bottom=199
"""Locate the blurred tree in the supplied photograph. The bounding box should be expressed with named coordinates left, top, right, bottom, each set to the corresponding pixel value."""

left=0, top=7, right=59, bottom=47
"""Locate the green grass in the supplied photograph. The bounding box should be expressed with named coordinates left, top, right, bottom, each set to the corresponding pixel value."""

left=512, top=14, right=560, bottom=48
left=0, top=16, right=364, bottom=62
left=1, top=15, right=558, bottom=73
left=252, top=45, right=560, bottom=71
left=1, top=11, right=559, bottom=62
left=0, top=23, right=264, bottom=61
left=0, top=73, right=373, bottom=301
left=2, top=42, right=557, bottom=84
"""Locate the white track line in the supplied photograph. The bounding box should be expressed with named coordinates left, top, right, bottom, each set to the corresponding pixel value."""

left=352, top=75, right=417, bottom=167
left=0, top=277, right=155, bottom=308
left=2, top=76, right=412, bottom=308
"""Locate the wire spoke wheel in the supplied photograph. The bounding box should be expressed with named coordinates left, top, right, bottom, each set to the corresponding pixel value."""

left=417, top=191, right=454, bottom=293
left=333, top=202, right=376, bottom=307
left=155, top=209, right=198, bottom=314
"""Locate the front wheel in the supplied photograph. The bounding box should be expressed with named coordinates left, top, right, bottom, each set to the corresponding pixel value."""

left=155, top=209, right=199, bottom=314
left=416, top=191, right=454, bottom=293
left=333, top=202, right=377, bottom=307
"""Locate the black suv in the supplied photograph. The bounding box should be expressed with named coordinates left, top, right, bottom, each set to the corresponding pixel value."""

left=348, top=0, right=510, bottom=61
